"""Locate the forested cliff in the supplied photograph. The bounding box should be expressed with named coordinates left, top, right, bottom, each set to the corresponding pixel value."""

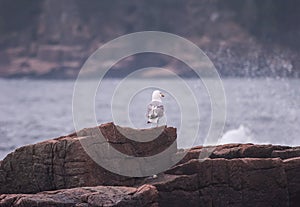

left=0, top=0, right=299, bottom=78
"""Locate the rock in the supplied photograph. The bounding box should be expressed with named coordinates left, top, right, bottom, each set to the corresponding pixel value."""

left=210, top=144, right=292, bottom=159
left=154, top=157, right=288, bottom=207
left=0, top=122, right=176, bottom=194
left=176, top=144, right=292, bottom=164
left=272, top=147, right=300, bottom=159
left=283, top=157, right=300, bottom=207
left=149, top=174, right=200, bottom=207
left=0, top=184, right=158, bottom=207
left=1, top=123, right=300, bottom=206
left=97, top=123, right=177, bottom=157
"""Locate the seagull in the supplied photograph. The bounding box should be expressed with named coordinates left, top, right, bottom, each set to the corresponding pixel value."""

left=146, top=90, right=165, bottom=127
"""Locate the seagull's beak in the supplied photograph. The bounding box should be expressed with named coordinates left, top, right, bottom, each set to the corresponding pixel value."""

left=160, top=93, right=165, bottom=97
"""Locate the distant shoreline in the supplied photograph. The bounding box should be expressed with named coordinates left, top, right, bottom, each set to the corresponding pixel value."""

left=1, top=74, right=300, bottom=80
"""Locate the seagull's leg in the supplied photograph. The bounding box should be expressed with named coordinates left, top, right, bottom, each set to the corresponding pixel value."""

left=156, top=119, right=159, bottom=127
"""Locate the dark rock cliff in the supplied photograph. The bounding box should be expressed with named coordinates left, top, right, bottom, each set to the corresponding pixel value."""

left=0, top=0, right=300, bottom=78
left=0, top=122, right=300, bottom=206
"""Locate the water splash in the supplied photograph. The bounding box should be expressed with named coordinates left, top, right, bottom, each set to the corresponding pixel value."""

left=218, top=125, right=253, bottom=144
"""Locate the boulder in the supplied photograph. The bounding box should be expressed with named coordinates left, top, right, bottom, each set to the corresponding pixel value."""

left=0, top=122, right=176, bottom=194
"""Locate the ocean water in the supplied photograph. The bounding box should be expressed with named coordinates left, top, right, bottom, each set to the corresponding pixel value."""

left=0, top=78, right=299, bottom=159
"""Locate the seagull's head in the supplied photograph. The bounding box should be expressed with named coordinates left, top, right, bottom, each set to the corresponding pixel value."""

left=152, top=90, right=165, bottom=101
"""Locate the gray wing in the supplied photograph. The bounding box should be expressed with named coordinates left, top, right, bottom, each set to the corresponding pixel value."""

left=147, top=101, right=164, bottom=119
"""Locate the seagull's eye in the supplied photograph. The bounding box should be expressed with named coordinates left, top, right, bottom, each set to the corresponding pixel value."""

left=160, top=93, right=165, bottom=97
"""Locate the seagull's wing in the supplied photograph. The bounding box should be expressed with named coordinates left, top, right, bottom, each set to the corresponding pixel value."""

left=147, top=101, right=164, bottom=119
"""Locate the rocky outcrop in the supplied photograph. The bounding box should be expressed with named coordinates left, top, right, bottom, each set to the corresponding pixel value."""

left=1, top=122, right=300, bottom=206
left=0, top=122, right=176, bottom=194
left=0, top=184, right=158, bottom=207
